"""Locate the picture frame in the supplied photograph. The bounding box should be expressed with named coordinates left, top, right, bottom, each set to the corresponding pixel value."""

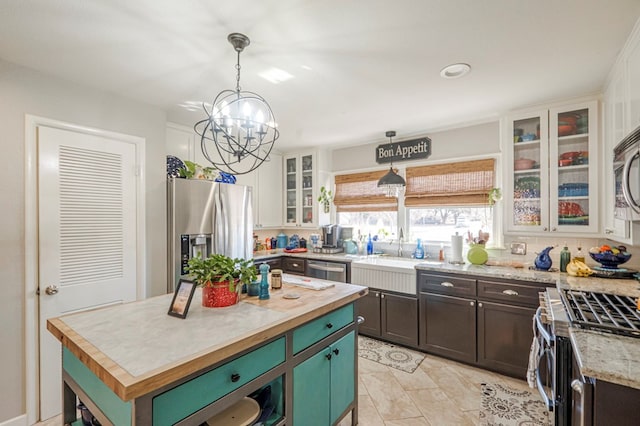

left=168, top=279, right=197, bottom=319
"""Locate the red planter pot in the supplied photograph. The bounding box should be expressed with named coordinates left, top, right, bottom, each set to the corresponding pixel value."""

left=202, top=280, right=239, bottom=308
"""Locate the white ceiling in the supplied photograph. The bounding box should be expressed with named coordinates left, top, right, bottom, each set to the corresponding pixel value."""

left=1, top=0, right=640, bottom=151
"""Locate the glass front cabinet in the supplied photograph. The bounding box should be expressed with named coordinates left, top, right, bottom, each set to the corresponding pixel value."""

left=505, top=100, right=598, bottom=234
left=284, top=152, right=316, bottom=227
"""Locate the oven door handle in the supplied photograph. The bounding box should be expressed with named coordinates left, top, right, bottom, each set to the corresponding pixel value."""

left=534, top=307, right=553, bottom=344
left=307, top=263, right=345, bottom=273
left=536, top=346, right=555, bottom=411
left=622, top=149, right=640, bottom=214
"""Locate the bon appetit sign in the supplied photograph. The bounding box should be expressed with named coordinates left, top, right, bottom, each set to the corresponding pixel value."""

left=375, top=137, right=432, bottom=164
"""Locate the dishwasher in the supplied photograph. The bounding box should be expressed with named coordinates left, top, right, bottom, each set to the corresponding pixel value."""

left=305, top=260, right=350, bottom=283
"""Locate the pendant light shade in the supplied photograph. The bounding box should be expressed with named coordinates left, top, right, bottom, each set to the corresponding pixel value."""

left=377, top=131, right=406, bottom=197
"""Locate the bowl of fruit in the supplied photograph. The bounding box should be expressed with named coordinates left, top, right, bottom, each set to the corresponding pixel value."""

left=588, top=245, right=631, bottom=269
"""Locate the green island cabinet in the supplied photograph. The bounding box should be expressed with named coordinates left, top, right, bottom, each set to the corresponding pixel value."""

left=48, top=280, right=367, bottom=425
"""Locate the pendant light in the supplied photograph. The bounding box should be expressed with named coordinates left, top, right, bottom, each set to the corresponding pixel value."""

left=194, top=33, right=279, bottom=175
left=377, top=130, right=406, bottom=197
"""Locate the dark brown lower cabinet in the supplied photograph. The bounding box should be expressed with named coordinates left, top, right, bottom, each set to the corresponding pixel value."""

left=356, top=290, right=381, bottom=337
left=477, top=301, right=535, bottom=377
left=356, top=289, right=418, bottom=347
left=419, top=292, right=476, bottom=364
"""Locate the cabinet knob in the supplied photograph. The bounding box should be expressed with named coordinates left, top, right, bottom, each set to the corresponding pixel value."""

left=470, top=301, right=475, bottom=307
left=325, top=353, right=332, bottom=361
left=357, top=316, right=365, bottom=325
left=543, top=227, right=548, bottom=231
left=605, top=228, right=614, bottom=234
left=381, top=294, right=385, bottom=299
left=326, top=323, right=333, bottom=329
left=552, top=227, right=557, bottom=232
left=333, top=348, right=340, bottom=356
left=375, top=292, right=379, bottom=298
left=478, top=302, right=483, bottom=308
left=230, top=373, right=240, bottom=383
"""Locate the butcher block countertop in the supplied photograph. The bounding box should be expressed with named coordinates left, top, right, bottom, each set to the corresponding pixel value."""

left=47, top=276, right=367, bottom=401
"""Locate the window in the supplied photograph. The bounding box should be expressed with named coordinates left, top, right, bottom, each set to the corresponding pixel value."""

left=405, top=158, right=496, bottom=245
left=334, top=169, right=398, bottom=240
left=408, top=206, right=493, bottom=243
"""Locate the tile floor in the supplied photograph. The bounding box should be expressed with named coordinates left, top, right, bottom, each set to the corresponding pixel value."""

left=338, top=352, right=538, bottom=426
left=36, top=353, right=537, bottom=426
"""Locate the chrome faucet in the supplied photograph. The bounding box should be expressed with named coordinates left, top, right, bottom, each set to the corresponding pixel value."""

left=398, top=227, right=404, bottom=257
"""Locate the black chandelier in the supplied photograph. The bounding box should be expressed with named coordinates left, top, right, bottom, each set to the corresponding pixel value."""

left=194, top=33, right=279, bottom=175
left=377, top=130, right=406, bottom=197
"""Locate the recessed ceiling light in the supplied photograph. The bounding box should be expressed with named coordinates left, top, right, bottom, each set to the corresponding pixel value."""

left=259, top=67, right=294, bottom=84
left=440, top=63, right=471, bottom=79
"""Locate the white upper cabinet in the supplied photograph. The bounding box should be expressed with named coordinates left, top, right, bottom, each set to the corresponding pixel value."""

left=505, top=101, right=599, bottom=235
left=628, top=32, right=640, bottom=133
left=284, top=151, right=317, bottom=227
left=165, top=123, right=282, bottom=229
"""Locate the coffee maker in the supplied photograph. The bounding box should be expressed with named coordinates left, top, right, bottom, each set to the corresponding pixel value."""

left=321, top=224, right=343, bottom=253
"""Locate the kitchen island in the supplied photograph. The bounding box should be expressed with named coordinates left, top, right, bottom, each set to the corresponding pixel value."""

left=47, top=275, right=367, bottom=426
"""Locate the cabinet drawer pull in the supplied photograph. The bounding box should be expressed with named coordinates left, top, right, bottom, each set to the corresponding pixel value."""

left=325, top=353, right=332, bottom=360
left=441, top=282, right=454, bottom=287
left=502, top=289, right=519, bottom=296
left=292, top=263, right=299, bottom=268
left=230, top=373, right=240, bottom=383
left=326, top=322, right=333, bottom=329
left=333, top=348, right=340, bottom=356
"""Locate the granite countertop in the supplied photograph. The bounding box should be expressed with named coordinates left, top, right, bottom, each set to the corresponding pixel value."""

left=47, top=276, right=367, bottom=400
left=558, top=275, right=640, bottom=389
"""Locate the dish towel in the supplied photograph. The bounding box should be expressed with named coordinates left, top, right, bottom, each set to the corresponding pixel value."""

left=526, top=314, right=540, bottom=389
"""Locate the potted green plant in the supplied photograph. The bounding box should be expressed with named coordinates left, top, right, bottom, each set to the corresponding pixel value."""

left=178, top=160, right=216, bottom=180
left=317, top=186, right=333, bottom=213
left=186, top=254, right=257, bottom=307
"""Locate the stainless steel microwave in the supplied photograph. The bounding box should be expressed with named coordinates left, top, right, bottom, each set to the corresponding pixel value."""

left=614, top=124, right=640, bottom=220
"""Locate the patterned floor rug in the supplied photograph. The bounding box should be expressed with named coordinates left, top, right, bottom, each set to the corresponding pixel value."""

left=357, top=336, right=425, bottom=373
left=479, top=382, right=551, bottom=426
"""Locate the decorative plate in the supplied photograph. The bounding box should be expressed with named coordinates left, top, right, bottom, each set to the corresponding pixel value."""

left=166, top=155, right=185, bottom=178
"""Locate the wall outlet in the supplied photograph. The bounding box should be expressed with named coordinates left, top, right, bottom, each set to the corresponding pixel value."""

left=510, top=242, right=527, bottom=255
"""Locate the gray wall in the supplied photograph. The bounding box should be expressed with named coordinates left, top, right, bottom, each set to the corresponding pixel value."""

left=0, top=59, right=167, bottom=422
left=331, top=121, right=500, bottom=172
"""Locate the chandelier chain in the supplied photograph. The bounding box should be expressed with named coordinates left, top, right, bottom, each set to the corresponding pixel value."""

left=235, top=50, right=242, bottom=92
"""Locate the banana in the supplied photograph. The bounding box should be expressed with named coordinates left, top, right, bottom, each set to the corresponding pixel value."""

left=566, top=259, right=593, bottom=277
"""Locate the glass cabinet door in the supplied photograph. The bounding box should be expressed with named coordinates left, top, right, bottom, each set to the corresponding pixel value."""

left=549, top=102, right=598, bottom=233
left=510, top=111, right=549, bottom=231
left=301, top=154, right=314, bottom=224
left=286, top=157, right=298, bottom=224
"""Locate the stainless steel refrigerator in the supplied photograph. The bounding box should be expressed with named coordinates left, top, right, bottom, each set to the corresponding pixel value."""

left=167, top=178, right=253, bottom=293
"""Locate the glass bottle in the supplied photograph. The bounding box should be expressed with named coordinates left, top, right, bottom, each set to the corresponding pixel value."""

left=560, top=243, right=571, bottom=272
left=574, top=245, right=585, bottom=263
left=366, top=234, right=374, bottom=255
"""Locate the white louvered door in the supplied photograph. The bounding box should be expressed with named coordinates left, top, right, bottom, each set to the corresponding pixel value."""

left=37, top=125, right=138, bottom=421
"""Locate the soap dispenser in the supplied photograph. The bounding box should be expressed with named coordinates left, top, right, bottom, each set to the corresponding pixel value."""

left=366, top=233, right=374, bottom=255
left=414, top=238, right=425, bottom=259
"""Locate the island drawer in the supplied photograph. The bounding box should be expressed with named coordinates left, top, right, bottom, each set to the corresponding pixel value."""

left=418, top=272, right=476, bottom=298
left=152, top=337, right=285, bottom=426
left=292, top=304, right=353, bottom=354
left=477, top=279, right=543, bottom=307
left=283, top=257, right=305, bottom=275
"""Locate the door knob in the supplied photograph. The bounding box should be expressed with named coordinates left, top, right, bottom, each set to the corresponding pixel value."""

left=45, top=285, right=59, bottom=295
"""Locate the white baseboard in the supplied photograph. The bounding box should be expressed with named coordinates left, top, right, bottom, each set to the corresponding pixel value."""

left=0, top=414, right=27, bottom=426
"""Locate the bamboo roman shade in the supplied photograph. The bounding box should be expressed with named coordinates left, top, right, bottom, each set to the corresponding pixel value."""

left=333, top=169, right=399, bottom=212
left=405, top=158, right=495, bottom=206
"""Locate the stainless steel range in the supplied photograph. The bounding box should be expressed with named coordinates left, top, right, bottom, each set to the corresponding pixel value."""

left=536, top=287, right=640, bottom=425
left=560, top=289, right=640, bottom=337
